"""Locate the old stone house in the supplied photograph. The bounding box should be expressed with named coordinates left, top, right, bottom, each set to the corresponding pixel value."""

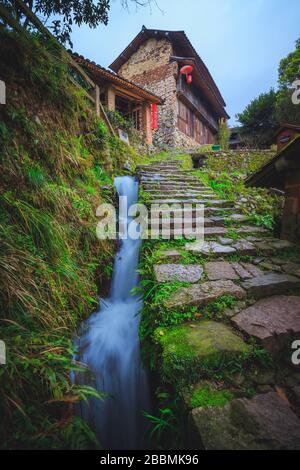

left=110, top=26, right=229, bottom=148
left=73, top=53, right=162, bottom=145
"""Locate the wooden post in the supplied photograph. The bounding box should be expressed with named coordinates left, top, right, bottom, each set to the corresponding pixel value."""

left=142, top=102, right=153, bottom=145
left=106, top=86, right=116, bottom=111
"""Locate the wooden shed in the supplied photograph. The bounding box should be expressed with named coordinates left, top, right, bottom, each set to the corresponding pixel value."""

left=273, top=123, right=300, bottom=152
left=245, top=136, right=300, bottom=242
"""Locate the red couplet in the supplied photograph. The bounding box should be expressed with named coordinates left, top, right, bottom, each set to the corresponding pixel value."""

left=152, top=103, right=158, bottom=129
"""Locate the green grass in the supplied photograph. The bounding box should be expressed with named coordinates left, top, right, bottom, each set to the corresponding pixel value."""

left=0, top=27, right=142, bottom=449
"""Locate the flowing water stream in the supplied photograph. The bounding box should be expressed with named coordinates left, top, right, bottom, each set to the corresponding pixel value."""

left=75, top=176, right=150, bottom=450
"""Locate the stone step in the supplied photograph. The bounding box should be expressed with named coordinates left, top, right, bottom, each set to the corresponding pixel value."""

left=154, top=264, right=204, bottom=283
left=140, top=175, right=198, bottom=181
left=190, top=391, right=300, bottom=450
left=232, top=295, right=300, bottom=356
left=185, top=240, right=257, bottom=255
left=143, top=188, right=214, bottom=195
left=149, top=217, right=206, bottom=229
left=163, top=279, right=246, bottom=310
left=144, top=192, right=216, bottom=199
left=148, top=199, right=232, bottom=206
left=210, top=214, right=248, bottom=224
left=240, top=273, right=300, bottom=299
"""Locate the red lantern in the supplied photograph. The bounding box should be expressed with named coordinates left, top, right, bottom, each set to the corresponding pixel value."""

left=186, top=74, right=193, bottom=84
left=180, top=65, right=194, bottom=75
left=152, top=103, right=158, bottom=130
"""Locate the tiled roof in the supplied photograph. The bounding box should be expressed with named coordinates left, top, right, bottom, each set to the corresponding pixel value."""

left=109, top=26, right=228, bottom=118
left=72, top=52, right=162, bottom=104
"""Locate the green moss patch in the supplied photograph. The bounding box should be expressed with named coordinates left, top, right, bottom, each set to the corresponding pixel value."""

left=154, top=320, right=250, bottom=387
left=189, top=384, right=233, bottom=409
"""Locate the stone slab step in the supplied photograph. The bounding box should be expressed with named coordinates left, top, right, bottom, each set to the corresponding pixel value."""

left=185, top=240, right=257, bottom=255
left=145, top=193, right=216, bottom=199
left=163, top=279, right=246, bottom=310
left=240, top=273, right=300, bottom=298
left=154, top=264, right=204, bottom=283
left=148, top=199, right=231, bottom=206
left=232, top=295, right=300, bottom=356
left=190, top=391, right=300, bottom=450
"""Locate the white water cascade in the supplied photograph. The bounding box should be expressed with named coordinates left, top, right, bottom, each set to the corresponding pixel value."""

left=75, top=176, right=150, bottom=450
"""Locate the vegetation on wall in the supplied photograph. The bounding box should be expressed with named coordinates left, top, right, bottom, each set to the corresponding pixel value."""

left=0, top=28, right=139, bottom=449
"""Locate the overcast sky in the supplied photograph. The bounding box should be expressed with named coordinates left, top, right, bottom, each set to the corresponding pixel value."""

left=70, top=0, right=300, bottom=125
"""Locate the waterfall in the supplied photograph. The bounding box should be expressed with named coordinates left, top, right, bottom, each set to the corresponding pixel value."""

left=75, top=176, right=150, bottom=450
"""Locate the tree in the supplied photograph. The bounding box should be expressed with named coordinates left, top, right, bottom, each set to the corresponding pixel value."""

left=218, top=118, right=230, bottom=150
left=2, top=0, right=156, bottom=46
left=278, top=38, right=300, bottom=89
left=236, top=89, right=279, bottom=148
left=276, top=38, right=300, bottom=125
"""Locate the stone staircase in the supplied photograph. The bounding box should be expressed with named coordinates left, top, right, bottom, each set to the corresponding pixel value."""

left=138, top=158, right=300, bottom=450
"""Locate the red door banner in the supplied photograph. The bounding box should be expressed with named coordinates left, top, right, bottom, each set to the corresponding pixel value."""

left=152, top=103, right=158, bottom=130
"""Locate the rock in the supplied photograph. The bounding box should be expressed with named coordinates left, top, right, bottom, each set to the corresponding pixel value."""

left=231, top=240, right=256, bottom=255
left=190, top=392, right=300, bottom=450
left=160, top=249, right=181, bottom=262
left=231, top=262, right=252, bottom=279
left=245, top=236, right=261, bottom=242
left=232, top=296, right=300, bottom=355
left=230, top=214, right=248, bottom=222
left=154, top=264, right=203, bottom=283
left=204, top=227, right=228, bottom=237
left=186, top=241, right=236, bottom=255
left=157, top=320, right=249, bottom=383
left=218, top=237, right=234, bottom=245
left=282, top=262, right=300, bottom=278
left=260, top=262, right=282, bottom=272
left=237, top=226, right=267, bottom=234
left=269, top=239, right=294, bottom=250
left=240, top=263, right=263, bottom=278
left=164, top=280, right=246, bottom=310
left=271, top=257, right=288, bottom=266
left=256, top=239, right=294, bottom=253
left=241, top=273, right=300, bottom=299
left=205, top=262, right=238, bottom=281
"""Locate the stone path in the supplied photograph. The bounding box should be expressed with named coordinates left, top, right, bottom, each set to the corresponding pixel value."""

left=138, top=158, right=300, bottom=450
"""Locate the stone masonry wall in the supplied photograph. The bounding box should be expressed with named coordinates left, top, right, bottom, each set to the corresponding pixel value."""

left=118, top=38, right=178, bottom=147
left=118, top=37, right=205, bottom=148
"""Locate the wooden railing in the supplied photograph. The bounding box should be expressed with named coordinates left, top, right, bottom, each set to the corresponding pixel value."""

left=0, top=0, right=115, bottom=134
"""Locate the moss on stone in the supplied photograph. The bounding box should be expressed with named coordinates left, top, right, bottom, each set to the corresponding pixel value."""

left=154, top=320, right=250, bottom=387
left=189, top=385, right=233, bottom=409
